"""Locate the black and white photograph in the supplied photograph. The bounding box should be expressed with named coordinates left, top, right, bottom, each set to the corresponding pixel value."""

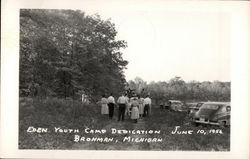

left=1, top=0, right=250, bottom=158
left=18, top=7, right=232, bottom=150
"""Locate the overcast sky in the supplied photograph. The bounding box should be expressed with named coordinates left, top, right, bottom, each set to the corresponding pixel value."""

left=83, top=2, right=231, bottom=83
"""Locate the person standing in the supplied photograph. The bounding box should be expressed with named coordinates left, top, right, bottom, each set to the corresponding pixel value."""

left=131, top=96, right=140, bottom=123
left=143, top=95, right=152, bottom=117
left=107, top=93, right=115, bottom=119
left=100, top=95, right=109, bottom=115
left=138, top=95, right=144, bottom=118
left=125, top=94, right=130, bottom=116
left=117, top=93, right=128, bottom=121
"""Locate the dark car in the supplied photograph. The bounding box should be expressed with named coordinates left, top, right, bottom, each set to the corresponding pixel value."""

left=192, top=102, right=231, bottom=127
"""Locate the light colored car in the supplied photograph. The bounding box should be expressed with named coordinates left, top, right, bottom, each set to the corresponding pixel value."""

left=187, top=102, right=204, bottom=115
left=192, top=102, right=231, bottom=127
left=167, top=100, right=186, bottom=112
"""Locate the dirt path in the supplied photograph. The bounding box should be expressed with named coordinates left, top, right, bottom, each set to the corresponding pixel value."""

left=127, top=118, right=148, bottom=150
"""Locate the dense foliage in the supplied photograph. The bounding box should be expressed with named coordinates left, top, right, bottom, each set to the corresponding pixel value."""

left=128, top=77, right=230, bottom=104
left=20, top=9, right=128, bottom=100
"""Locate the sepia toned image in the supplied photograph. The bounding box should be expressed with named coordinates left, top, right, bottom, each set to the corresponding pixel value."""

left=18, top=8, right=231, bottom=151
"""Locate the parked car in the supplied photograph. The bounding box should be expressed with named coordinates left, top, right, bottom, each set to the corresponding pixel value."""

left=166, top=100, right=186, bottom=112
left=187, top=102, right=204, bottom=115
left=192, top=102, right=231, bottom=127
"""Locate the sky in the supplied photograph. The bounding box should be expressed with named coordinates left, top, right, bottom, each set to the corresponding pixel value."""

left=83, top=2, right=231, bottom=83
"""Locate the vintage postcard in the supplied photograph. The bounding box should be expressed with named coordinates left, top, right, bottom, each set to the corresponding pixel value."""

left=1, top=0, right=250, bottom=159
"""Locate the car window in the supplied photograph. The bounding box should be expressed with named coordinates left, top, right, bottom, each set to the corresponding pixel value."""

left=201, top=104, right=220, bottom=110
left=220, top=106, right=227, bottom=113
left=197, top=103, right=203, bottom=107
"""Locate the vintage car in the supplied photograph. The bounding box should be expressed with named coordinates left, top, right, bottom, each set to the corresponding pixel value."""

left=192, top=102, right=231, bottom=127
left=187, top=102, right=204, bottom=115
left=166, top=100, right=186, bottom=112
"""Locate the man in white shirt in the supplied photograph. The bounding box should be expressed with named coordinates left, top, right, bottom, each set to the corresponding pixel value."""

left=117, top=93, right=128, bottom=121
left=107, top=93, right=115, bottom=119
left=143, top=95, right=152, bottom=117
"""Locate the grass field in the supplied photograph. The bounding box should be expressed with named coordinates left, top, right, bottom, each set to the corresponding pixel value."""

left=19, top=97, right=230, bottom=151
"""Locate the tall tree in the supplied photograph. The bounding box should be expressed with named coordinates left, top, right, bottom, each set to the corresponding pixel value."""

left=20, top=9, right=128, bottom=100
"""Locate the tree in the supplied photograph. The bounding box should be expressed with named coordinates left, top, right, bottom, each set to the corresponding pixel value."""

left=128, top=77, right=230, bottom=105
left=20, top=9, right=128, bottom=100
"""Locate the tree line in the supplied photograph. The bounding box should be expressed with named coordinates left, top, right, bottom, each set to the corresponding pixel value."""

left=19, top=9, right=230, bottom=103
left=128, top=77, right=230, bottom=104
left=20, top=9, right=128, bottom=101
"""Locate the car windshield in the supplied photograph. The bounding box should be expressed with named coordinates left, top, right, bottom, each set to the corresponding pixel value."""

left=201, top=104, right=220, bottom=110
left=173, top=102, right=180, bottom=104
left=197, top=103, right=203, bottom=107
left=172, top=102, right=182, bottom=105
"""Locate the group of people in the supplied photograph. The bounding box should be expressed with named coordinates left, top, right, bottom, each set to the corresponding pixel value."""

left=100, top=93, right=152, bottom=123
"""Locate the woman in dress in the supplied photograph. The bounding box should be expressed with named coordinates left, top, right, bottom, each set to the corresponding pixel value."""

left=138, top=95, right=144, bottom=118
left=125, top=94, right=131, bottom=116
left=101, top=95, right=109, bottom=115
left=130, top=96, right=140, bottom=123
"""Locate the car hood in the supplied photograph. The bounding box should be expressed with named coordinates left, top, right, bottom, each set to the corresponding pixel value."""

left=196, top=108, right=218, bottom=119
